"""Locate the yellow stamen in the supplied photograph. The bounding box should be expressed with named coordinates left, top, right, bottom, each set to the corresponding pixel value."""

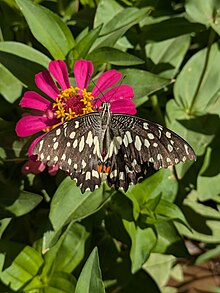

left=52, top=86, right=95, bottom=123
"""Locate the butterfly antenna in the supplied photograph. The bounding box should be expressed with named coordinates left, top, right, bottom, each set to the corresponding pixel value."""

left=105, top=75, right=127, bottom=104
left=88, top=73, right=107, bottom=109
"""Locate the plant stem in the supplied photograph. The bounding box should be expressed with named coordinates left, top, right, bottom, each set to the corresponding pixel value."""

left=189, top=28, right=216, bottom=114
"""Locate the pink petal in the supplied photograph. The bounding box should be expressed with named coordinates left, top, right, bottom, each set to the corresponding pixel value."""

left=92, top=70, right=122, bottom=98
left=94, top=85, right=134, bottom=107
left=74, top=60, right=93, bottom=89
left=16, top=115, right=53, bottom=137
left=48, top=165, right=59, bottom=175
left=35, top=70, right=60, bottom=99
left=28, top=134, right=46, bottom=157
left=49, top=60, right=70, bottom=90
left=20, top=91, right=51, bottom=111
left=22, top=159, right=46, bottom=175
left=110, top=99, right=137, bottom=114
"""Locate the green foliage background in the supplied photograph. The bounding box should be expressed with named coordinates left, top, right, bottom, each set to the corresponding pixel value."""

left=0, top=0, right=220, bottom=292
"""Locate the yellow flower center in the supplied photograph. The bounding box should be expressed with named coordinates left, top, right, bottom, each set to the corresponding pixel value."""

left=53, top=86, right=95, bottom=123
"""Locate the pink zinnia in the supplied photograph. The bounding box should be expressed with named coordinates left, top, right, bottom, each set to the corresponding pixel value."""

left=16, top=59, right=136, bottom=175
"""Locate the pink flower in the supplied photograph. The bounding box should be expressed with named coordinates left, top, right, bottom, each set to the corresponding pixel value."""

left=16, top=59, right=136, bottom=175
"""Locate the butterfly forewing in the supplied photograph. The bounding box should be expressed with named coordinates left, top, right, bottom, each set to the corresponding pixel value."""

left=33, top=112, right=103, bottom=192
left=33, top=103, right=196, bottom=193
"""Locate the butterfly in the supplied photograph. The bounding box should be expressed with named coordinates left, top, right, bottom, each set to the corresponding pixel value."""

left=33, top=102, right=196, bottom=193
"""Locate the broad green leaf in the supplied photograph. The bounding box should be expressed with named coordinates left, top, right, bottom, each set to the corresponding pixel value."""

left=174, top=42, right=220, bottom=113
left=0, top=41, right=50, bottom=89
left=155, top=199, right=189, bottom=228
left=197, top=133, right=220, bottom=200
left=154, top=221, right=189, bottom=257
left=46, top=271, right=76, bottom=293
left=123, top=221, right=157, bottom=274
left=94, top=0, right=123, bottom=28
left=140, top=17, right=205, bottom=42
left=15, top=0, right=75, bottom=59
left=0, top=219, right=11, bottom=238
left=0, top=64, right=22, bottom=103
left=92, top=7, right=152, bottom=50
left=143, top=253, right=175, bottom=288
left=88, top=47, right=144, bottom=66
left=111, top=190, right=139, bottom=221
left=185, top=0, right=220, bottom=35
left=46, top=178, right=113, bottom=248
left=145, top=35, right=190, bottom=79
left=166, top=101, right=218, bottom=177
left=0, top=185, right=42, bottom=219
left=23, top=271, right=77, bottom=292
left=127, top=168, right=178, bottom=208
left=105, top=212, right=131, bottom=246
left=100, top=7, right=151, bottom=36
left=68, top=25, right=102, bottom=68
left=75, top=247, right=105, bottom=293
left=43, top=222, right=89, bottom=274
left=0, top=246, right=44, bottom=291
left=176, top=191, right=220, bottom=243
left=119, top=68, right=170, bottom=106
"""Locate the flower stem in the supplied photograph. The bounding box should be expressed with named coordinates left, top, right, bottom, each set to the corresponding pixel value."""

left=188, top=28, right=216, bottom=114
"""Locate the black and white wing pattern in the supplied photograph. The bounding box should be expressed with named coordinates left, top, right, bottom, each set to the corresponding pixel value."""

left=106, top=114, right=196, bottom=191
left=33, top=105, right=196, bottom=193
left=33, top=112, right=103, bottom=192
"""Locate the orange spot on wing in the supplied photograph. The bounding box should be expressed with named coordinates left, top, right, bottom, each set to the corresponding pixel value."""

left=104, top=165, right=111, bottom=174
left=97, top=164, right=103, bottom=173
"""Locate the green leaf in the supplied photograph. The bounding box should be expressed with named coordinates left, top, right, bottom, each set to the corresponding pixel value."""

left=68, top=25, right=102, bottom=68
left=0, top=245, right=44, bottom=291
left=43, top=222, right=89, bottom=274
left=93, top=7, right=152, bottom=49
left=119, top=68, right=171, bottom=106
left=47, top=271, right=76, bottom=292
left=111, top=191, right=138, bottom=221
left=166, top=100, right=218, bottom=177
left=23, top=271, right=77, bottom=292
left=143, top=253, right=175, bottom=288
left=123, top=221, right=157, bottom=274
left=44, top=179, right=113, bottom=249
left=174, top=42, right=220, bottom=113
left=94, top=0, right=123, bottom=29
left=154, top=221, right=189, bottom=257
left=100, top=7, right=151, bottom=36
left=50, top=179, right=113, bottom=230
left=155, top=199, right=189, bottom=228
left=197, top=135, right=220, bottom=200
left=140, top=17, right=205, bottom=42
left=145, top=35, right=190, bottom=79
left=176, top=190, right=220, bottom=243
left=0, top=64, right=22, bottom=103
left=185, top=0, right=220, bottom=35
left=0, top=185, right=42, bottom=219
left=127, top=168, right=178, bottom=209
left=88, top=47, right=144, bottom=66
left=0, top=41, right=50, bottom=89
left=196, top=244, right=220, bottom=265
left=75, top=247, right=105, bottom=293
left=15, top=0, right=75, bottom=59
left=0, top=219, right=11, bottom=238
